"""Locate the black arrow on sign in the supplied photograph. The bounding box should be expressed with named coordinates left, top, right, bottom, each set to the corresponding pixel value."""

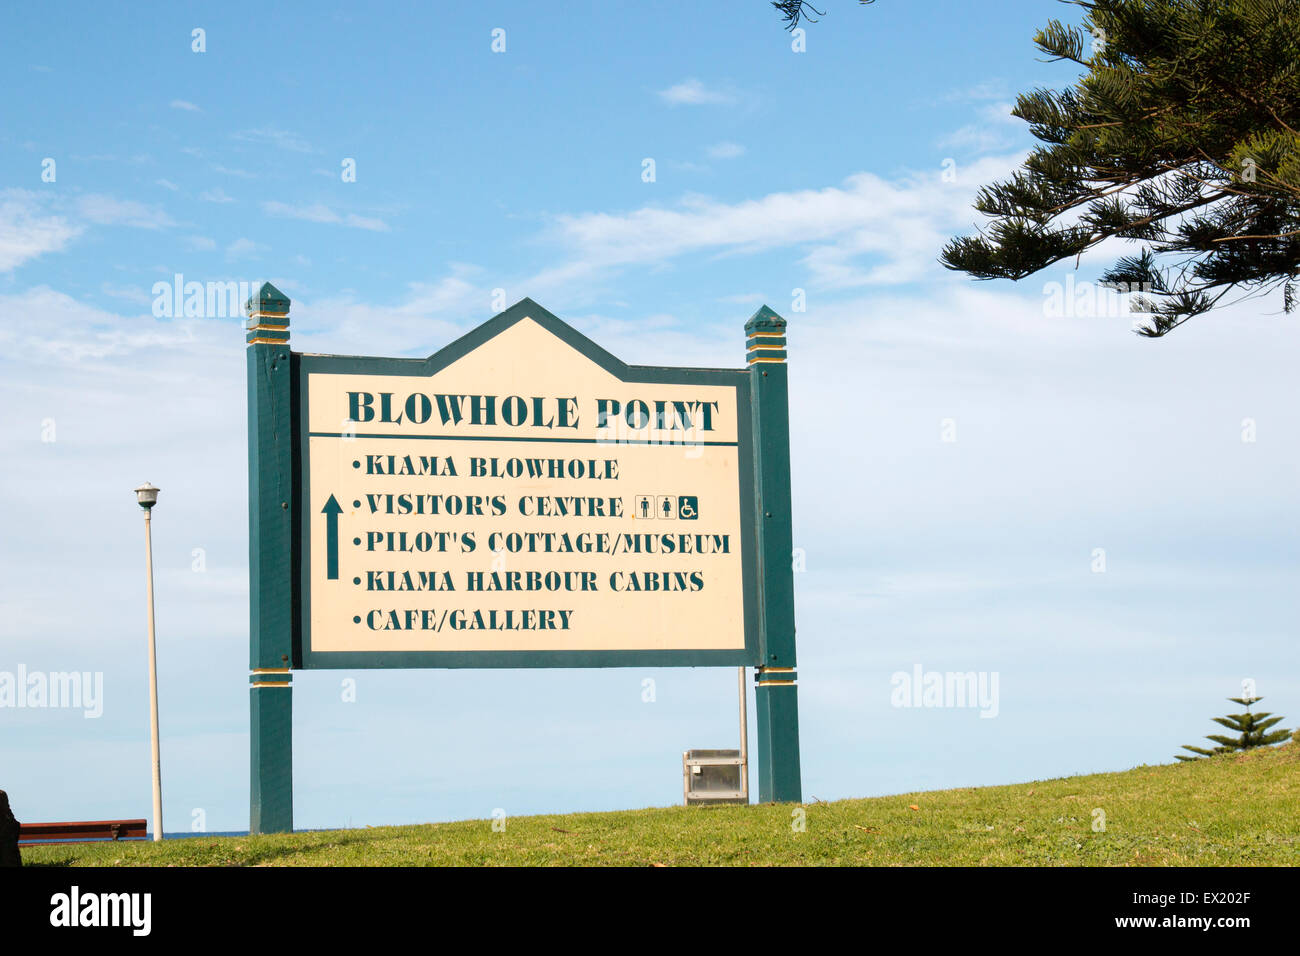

left=322, top=494, right=342, bottom=580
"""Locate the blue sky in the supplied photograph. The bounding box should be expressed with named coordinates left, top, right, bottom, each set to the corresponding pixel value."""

left=2, top=1, right=1296, bottom=833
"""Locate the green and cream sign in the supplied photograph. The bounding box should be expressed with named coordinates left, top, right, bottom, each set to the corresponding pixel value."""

left=246, top=287, right=801, bottom=834
left=303, top=316, right=753, bottom=657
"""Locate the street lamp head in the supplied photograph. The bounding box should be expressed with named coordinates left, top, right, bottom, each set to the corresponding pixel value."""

left=135, top=482, right=160, bottom=510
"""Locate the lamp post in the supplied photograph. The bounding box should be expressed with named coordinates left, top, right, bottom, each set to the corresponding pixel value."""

left=738, top=667, right=749, bottom=802
left=134, top=482, right=163, bottom=842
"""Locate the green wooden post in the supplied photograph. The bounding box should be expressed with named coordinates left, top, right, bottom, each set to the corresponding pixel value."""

left=746, top=306, right=802, bottom=804
left=246, top=282, right=295, bottom=834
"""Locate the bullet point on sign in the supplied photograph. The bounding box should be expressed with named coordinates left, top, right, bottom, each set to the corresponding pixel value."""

left=353, top=576, right=360, bottom=585
left=352, top=460, right=360, bottom=469
left=353, top=615, right=361, bottom=624
left=353, top=537, right=361, bottom=545
left=353, top=500, right=360, bottom=508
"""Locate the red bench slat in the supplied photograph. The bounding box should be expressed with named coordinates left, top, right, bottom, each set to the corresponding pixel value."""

left=18, top=819, right=148, bottom=843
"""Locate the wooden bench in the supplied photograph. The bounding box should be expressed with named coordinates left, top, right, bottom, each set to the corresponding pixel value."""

left=18, top=819, right=148, bottom=845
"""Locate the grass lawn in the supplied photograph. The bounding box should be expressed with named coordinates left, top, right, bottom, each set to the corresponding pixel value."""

left=21, top=742, right=1300, bottom=866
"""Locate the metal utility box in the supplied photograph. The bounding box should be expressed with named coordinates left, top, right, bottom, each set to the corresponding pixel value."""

left=683, top=749, right=748, bottom=805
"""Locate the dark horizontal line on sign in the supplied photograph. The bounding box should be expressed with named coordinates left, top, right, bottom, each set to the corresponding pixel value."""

left=307, top=432, right=740, bottom=447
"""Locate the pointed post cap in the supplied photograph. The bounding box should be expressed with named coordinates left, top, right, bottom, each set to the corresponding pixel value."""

left=745, top=305, right=787, bottom=365
left=744, top=305, right=787, bottom=335
left=244, top=281, right=290, bottom=318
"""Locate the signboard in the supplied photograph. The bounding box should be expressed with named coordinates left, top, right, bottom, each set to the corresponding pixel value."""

left=298, top=313, right=758, bottom=667
left=246, top=287, right=800, bottom=832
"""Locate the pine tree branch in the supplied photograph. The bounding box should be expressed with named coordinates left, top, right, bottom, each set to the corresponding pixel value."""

left=1211, top=229, right=1300, bottom=242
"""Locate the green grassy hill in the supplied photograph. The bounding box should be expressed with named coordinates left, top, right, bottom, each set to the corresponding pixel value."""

left=22, top=743, right=1300, bottom=866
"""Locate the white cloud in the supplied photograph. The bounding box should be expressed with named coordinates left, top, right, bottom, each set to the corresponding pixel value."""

left=100, top=283, right=153, bottom=306
left=979, top=102, right=1021, bottom=124
left=0, top=189, right=180, bottom=274
left=262, top=200, right=390, bottom=232
left=0, top=286, right=202, bottom=363
left=657, top=78, right=736, bottom=106
left=706, top=141, right=745, bottom=160
left=199, top=188, right=235, bottom=204
left=297, top=278, right=475, bottom=356
left=156, top=179, right=179, bottom=191
left=0, top=190, right=82, bottom=272
left=263, top=201, right=335, bottom=223
left=170, top=99, right=202, bottom=112
left=942, top=79, right=1010, bottom=103
left=540, top=154, right=1024, bottom=290
left=233, top=127, right=314, bottom=153
left=782, top=285, right=1300, bottom=571
left=186, top=236, right=217, bottom=251
left=939, top=102, right=1025, bottom=154
left=225, top=237, right=265, bottom=261
left=76, top=194, right=175, bottom=229
left=344, top=214, right=389, bottom=232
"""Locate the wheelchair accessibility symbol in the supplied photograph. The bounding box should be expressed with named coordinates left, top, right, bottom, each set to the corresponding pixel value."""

left=636, top=495, right=698, bottom=519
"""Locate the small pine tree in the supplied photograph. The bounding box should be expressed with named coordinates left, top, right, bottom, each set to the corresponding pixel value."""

left=1176, top=696, right=1291, bottom=761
